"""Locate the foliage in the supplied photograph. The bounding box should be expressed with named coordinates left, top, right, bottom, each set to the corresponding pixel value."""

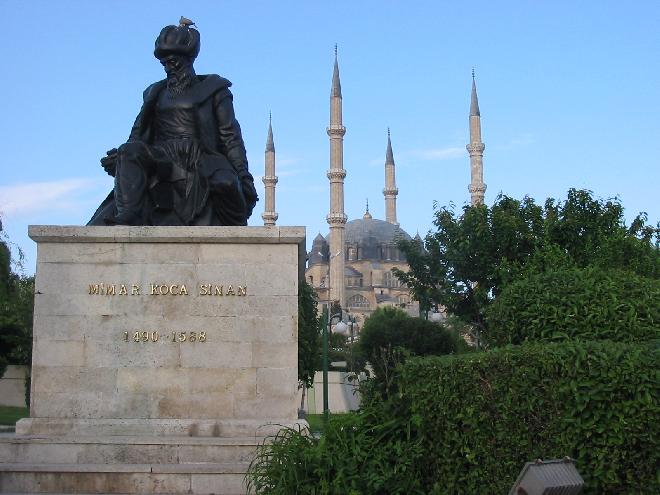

left=487, top=264, right=660, bottom=346
left=394, top=189, right=659, bottom=337
left=543, top=189, right=660, bottom=277
left=357, top=307, right=465, bottom=398
left=399, top=341, right=659, bottom=494
left=298, top=281, right=322, bottom=390
left=0, top=227, right=34, bottom=407
left=247, top=405, right=426, bottom=495
left=0, top=233, right=34, bottom=380
left=394, top=195, right=545, bottom=337
left=0, top=406, right=29, bottom=426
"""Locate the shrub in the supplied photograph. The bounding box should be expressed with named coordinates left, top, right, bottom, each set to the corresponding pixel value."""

left=357, top=307, right=464, bottom=397
left=399, top=340, right=659, bottom=494
left=246, top=406, right=426, bottom=495
left=486, top=265, right=660, bottom=347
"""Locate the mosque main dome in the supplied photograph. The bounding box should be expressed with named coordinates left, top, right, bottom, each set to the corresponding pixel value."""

left=345, top=217, right=411, bottom=245
left=309, top=211, right=413, bottom=266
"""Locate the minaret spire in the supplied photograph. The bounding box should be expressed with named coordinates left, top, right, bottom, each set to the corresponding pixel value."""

left=383, top=127, right=399, bottom=225
left=327, top=46, right=347, bottom=307
left=470, top=69, right=480, bottom=116
left=262, top=113, right=278, bottom=226
left=265, top=112, right=275, bottom=152
left=467, top=71, right=486, bottom=206
left=331, top=44, right=342, bottom=98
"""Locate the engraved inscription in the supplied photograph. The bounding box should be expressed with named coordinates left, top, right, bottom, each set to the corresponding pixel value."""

left=198, top=284, right=247, bottom=296
left=89, top=282, right=246, bottom=296
left=122, top=331, right=206, bottom=343
left=150, top=284, right=189, bottom=296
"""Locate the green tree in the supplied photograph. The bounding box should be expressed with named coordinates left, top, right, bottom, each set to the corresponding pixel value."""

left=394, top=189, right=659, bottom=342
left=394, top=195, right=544, bottom=341
left=0, top=224, right=35, bottom=405
left=542, top=188, right=660, bottom=277
left=357, top=306, right=463, bottom=399
left=297, top=281, right=321, bottom=411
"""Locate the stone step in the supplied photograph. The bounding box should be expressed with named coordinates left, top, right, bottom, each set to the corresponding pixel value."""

left=0, top=436, right=262, bottom=465
left=0, top=462, right=250, bottom=494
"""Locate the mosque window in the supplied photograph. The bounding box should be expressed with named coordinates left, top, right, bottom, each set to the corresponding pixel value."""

left=383, top=271, right=401, bottom=288
left=348, top=294, right=370, bottom=308
left=308, top=276, right=313, bottom=285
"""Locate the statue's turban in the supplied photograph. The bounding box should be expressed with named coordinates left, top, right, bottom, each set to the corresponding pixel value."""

left=154, top=25, right=200, bottom=60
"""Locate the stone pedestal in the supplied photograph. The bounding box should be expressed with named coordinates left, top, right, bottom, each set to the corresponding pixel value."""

left=0, top=225, right=306, bottom=495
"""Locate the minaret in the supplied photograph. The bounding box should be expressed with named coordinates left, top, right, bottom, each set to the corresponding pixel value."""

left=467, top=70, right=486, bottom=206
left=326, top=46, right=347, bottom=308
left=383, top=128, right=399, bottom=225
left=262, top=113, right=278, bottom=226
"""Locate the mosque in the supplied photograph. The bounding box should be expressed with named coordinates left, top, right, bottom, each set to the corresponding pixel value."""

left=259, top=53, right=486, bottom=327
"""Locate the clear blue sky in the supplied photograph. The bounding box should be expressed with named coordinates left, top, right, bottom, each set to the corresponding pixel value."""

left=1, top=1, right=658, bottom=273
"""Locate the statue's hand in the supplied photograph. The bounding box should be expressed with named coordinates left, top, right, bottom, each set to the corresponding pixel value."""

left=100, top=148, right=118, bottom=177
left=239, top=170, right=258, bottom=216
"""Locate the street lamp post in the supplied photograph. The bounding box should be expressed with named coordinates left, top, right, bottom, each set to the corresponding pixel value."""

left=319, top=249, right=342, bottom=423
left=323, top=311, right=344, bottom=423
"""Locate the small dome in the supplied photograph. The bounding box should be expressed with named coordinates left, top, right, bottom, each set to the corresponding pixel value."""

left=308, top=233, right=329, bottom=265
left=312, top=233, right=328, bottom=245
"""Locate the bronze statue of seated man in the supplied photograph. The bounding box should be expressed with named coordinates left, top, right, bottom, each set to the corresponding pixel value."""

left=89, top=19, right=258, bottom=226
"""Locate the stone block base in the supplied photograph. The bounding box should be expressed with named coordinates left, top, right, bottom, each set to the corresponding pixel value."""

left=0, top=225, right=308, bottom=494
left=15, top=418, right=303, bottom=438
left=0, top=432, right=305, bottom=494
left=0, top=462, right=247, bottom=494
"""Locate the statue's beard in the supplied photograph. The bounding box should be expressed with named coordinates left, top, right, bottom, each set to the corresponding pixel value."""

left=167, top=69, right=195, bottom=96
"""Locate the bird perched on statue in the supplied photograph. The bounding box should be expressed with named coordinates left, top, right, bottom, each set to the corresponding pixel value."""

left=179, top=16, right=195, bottom=28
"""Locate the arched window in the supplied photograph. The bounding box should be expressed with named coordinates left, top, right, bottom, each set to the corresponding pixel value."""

left=347, top=294, right=370, bottom=309
left=383, top=271, right=401, bottom=288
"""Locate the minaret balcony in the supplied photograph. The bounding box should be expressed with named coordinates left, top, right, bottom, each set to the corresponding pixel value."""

left=468, top=183, right=487, bottom=194
left=326, top=169, right=347, bottom=180
left=466, top=143, right=485, bottom=153
left=326, top=213, right=348, bottom=225
left=383, top=187, right=399, bottom=195
left=262, top=175, right=279, bottom=185
left=326, top=126, right=346, bottom=137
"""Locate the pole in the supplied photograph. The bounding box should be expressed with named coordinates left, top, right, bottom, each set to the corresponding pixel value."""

left=322, top=250, right=341, bottom=423
left=322, top=307, right=329, bottom=423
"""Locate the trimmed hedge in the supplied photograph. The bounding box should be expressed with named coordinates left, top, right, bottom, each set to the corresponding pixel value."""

left=486, top=266, right=660, bottom=346
left=400, top=340, right=659, bottom=494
